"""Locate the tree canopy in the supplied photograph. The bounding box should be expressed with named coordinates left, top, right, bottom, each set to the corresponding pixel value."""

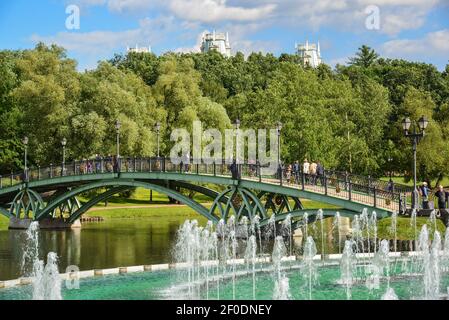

left=1, top=43, right=448, bottom=186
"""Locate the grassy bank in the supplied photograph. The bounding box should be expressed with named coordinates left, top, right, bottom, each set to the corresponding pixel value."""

left=85, top=199, right=339, bottom=219
left=89, top=205, right=209, bottom=220
left=380, top=176, right=449, bottom=188
left=377, top=216, right=446, bottom=240
left=0, top=215, right=8, bottom=230
left=79, top=188, right=212, bottom=208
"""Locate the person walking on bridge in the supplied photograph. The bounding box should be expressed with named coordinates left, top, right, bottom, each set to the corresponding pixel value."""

left=286, top=164, right=292, bottom=185
left=293, top=160, right=300, bottom=184
left=230, top=160, right=240, bottom=180
left=310, top=160, right=317, bottom=185
left=316, top=161, right=324, bottom=186
left=435, top=185, right=449, bottom=210
left=303, top=159, right=310, bottom=184
left=419, top=182, right=429, bottom=209
left=113, top=156, right=120, bottom=173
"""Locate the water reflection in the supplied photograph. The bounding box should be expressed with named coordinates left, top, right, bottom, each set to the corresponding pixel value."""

left=0, top=216, right=352, bottom=281
left=0, top=217, right=199, bottom=281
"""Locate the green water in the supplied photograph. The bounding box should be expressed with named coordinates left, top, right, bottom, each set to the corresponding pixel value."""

left=0, top=217, right=195, bottom=281
left=0, top=215, right=346, bottom=281
left=2, top=214, right=444, bottom=300
left=1, top=264, right=447, bottom=300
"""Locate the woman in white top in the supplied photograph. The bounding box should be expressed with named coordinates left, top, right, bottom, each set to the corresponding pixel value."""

left=303, top=159, right=310, bottom=184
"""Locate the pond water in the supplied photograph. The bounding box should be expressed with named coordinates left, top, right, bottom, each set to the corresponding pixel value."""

left=0, top=214, right=348, bottom=281
left=0, top=216, right=197, bottom=281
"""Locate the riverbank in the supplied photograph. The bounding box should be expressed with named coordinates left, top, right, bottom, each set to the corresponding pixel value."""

left=380, top=176, right=449, bottom=188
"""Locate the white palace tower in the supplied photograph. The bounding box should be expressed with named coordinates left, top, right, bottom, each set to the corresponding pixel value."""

left=200, top=31, right=231, bottom=58
left=296, top=40, right=322, bottom=68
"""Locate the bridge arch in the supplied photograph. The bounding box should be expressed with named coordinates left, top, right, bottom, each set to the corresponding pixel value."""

left=35, top=180, right=217, bottom=223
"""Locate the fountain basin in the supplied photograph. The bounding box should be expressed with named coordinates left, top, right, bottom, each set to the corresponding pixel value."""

left=2, top=258, right=449, bottom=300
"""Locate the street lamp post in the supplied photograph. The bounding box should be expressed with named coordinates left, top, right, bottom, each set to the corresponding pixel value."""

left=155, top=122, right=161, bottom=158
left=61, top=138, right=67, bottom=176
left=235, top=119, right=240, bottom=164
left=115, top=120, right=121, bottom=158
left=276, top=122, right=283, bottom=182
left=23, top=137, right=29, bottom=182
left=388, top=155, right=393, bottom=180
left=402, top=115, right=429, bottom=209
left=232, top=119, right=241, bottom=180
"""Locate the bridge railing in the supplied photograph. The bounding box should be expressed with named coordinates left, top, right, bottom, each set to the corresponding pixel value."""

left=325, top=169, right=413, bottom=194
left=1, top=157, right=403, bottom=212
left=247, top=164, right=402, bottom=212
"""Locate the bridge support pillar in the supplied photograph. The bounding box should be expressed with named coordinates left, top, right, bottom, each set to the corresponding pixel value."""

left=9, top=217, right=81, bottom=230
left=8, top=217, right=33, bottom=230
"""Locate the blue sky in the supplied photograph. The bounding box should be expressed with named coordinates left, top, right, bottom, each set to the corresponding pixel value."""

left=1, top=0, right=448, bottom=71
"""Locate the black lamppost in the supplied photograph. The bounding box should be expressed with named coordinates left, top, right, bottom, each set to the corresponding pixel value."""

left=402, top=115, right=429, bottom=209
left=235, top=119, right=240, bottom=164
left=388, top=155, right=393, bottom=180
left=155, top=122, right=161, bottom=158
left=23, top=136, right=29, bottom=182
left=115, top=120, right=121, bottom=158
left=61, top=138, right=67, bottom=176
left=276, top=121, right=283, bottom=179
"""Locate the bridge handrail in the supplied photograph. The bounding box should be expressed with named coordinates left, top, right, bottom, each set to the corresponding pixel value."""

left=0, top=156, right=404, bottom=213
left=321, top=169, right=413, bottom=194
left=0, top=157, right=410, bottom=190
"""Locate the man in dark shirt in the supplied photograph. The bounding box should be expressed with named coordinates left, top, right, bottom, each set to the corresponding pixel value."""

left=230, top=160, right=239, bottom=180
left=316, top=161, right=324, bottom=186
left=435, top=185, right=449, bottom=209
left=293, top=161, right=300, bottom=184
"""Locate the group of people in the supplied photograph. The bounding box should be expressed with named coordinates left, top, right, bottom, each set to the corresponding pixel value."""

left=282, top=159, right=325, bottom=185
left=419, top=182, right=449, bottom=210
left=79, top=160, right=95, bottom=174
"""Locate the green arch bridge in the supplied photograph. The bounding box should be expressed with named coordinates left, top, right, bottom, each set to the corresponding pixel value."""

left=0, top=157, right=408, bottom=229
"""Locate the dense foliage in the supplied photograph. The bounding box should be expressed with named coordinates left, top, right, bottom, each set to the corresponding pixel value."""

left=1, top=43, right=448, bottom=186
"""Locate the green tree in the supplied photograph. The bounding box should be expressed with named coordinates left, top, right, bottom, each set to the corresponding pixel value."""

left=401, top=88, right=449, bottom=186
left=349, top=45, right=379, bottom=68
left=12, top=44, right=80, bottom=164
left=77, top=62, right=164, bottom=157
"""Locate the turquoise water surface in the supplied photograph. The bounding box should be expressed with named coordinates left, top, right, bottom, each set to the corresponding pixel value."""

left=2, top=263, right=447, bottom=300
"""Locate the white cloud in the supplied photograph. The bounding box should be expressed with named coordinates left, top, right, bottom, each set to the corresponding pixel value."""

left=31, top=30, right=138, bottom=55
left=167, top=0, right=276, bottom=23
left=174, top=31, right=205, bottom=53
left=37, top=0, right=446, bottom=70
left=215, top=0, right=441, bottom=36
left=69, top=0, right=442, bottom=36
left=356, top=0, right=439, bottom=6
left=106, top=0, right=154, bottom=13
left=382, top=29, right=449, bottom=59
left=30, top=15, right=181, bottom=56
left=71, top=0, right=277, bottom=22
